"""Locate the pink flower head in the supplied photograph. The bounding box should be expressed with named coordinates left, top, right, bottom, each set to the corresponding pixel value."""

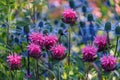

left=29, top=32, right=44, bottom=46
left=94, top=35, right=107, bottom=51
left=7, top=53, right=22, bottom=70
left=62, top=9, right=77, bottom=24
left=44, top=35, right=58, bottom=49
left=100, top=55, right=117, bottom=71
left=27, top=43, right=41, bottom=59
left=82, top=45, right=97, bottom=62
left=50, top=44, right=66, bottom=60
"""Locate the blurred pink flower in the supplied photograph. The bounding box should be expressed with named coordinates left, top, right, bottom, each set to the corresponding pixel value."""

left=82, top=45, right=97, bottom=62
left=29, top=32, right=44, bottom=46
left=100, top=55, right=117, bottom=71
left=50, top=44, right=66, bottom=60
left=44, top=35, right=58, bottom=49
left=89, top=2, right=102, bottom=18
left=92, top=9, right=102, bottom=18
left=115, top=0, right=119, bottom=4
left=48, top=0, right=62, bottom=7
left=94, top=35, right=107, bottom=51
left=7, top=53, right=22, bottom=70
left=27, top=43, right=41, bottom=59
left=115, top=4, right=120, bottom=15
left=62, top=9, right=77, bottom=24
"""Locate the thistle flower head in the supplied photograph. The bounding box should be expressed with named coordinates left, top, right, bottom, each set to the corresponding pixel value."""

left=94, top=35, right=107, bottom=51
left=50, top=44, right=66, bottom=60
left=7, top=53, right=22, bottom=70
left=27, top=43, right=41, bottom=59
left=100, top=55, right=117, bottom=71
left=29, top=32, right=44, bottom=46
left=82, top=45, right=97, bottom=62
left=44, top=35, right=58, bottom=49
left=62, top=9, right=77, bottom=24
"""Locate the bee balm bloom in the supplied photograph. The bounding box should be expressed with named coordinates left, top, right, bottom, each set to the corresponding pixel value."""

left=62, top=9, right=77, bottom=24
left=94, top=35, right=107, bottom=51
left=50, top=44, right=66, bottom=60
left=29, top=32, right=44, bottom=46
left=82, top=45, right=97, bottom=62
left=7, top=53, right=22, bottom=70
left=100, top=55, right=117, bottom=71
left=27, top=43, right=41, bottom=59
left=44, top=35, right=58, bottom=49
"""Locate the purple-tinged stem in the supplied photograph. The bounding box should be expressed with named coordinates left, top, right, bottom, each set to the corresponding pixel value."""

left=92, top=62, right=102, bottom=80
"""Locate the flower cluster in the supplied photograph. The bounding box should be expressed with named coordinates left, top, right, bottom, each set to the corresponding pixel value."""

left=28, top=32, right=66, bottom=60
left=100, top=55, right=117, bottom=71
left=82, top=45, right=97, bottom=62
left=62, top=9, right=77, bottom=24
left=7, top=53, right=22, bottom=70
left=94, top=35, right=107, bottom=51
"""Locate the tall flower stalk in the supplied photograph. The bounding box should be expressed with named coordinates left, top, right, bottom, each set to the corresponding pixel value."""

left=68, top=27, right=71, bottom=65
left=62, top=9, right=77, bottom=65
left=36, top=60, right=39, bottom=80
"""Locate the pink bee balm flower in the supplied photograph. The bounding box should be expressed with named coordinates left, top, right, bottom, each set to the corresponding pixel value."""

left=62, top=9, right=77, bottom=24
left=27, top=43, right=41, bottom=59
left=82, top=45, right=97, bottom=62
left=50, top=44, right=66, bottom=60
left=94, top=35, right=107, bottom=51
left=7, top=53, right=22, bottom=70
left=29, top=32, right=44, bottom=46
left=44, top=35, right=58, bottom=49
left=100, top=55, right=117, bottom=71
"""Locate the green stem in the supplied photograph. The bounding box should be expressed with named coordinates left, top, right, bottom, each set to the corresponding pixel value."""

left=68, top=27, right=71, bottom=65
left=6, top=4, right=11, bottom=45
left=10, top=70, right=13, bottom=80
left=58, top=63, right=60, bottom=80
left=92, top=62, right=102, bottom=80
left=36, top=60, right=39, bottom=80
left=39, top=63, right=56, bottom=79
left=114, top=36, right=119, bottom=57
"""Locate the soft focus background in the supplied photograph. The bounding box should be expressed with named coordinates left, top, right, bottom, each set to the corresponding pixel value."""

left=0, top=0, right=120, bottom=80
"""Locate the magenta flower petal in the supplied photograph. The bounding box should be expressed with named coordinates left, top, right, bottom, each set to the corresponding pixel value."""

left=7, top=53, right=22, bottom=70
left=82, top=45, right=97, bottom=62
left=27, top=43, right=41, bottom=59
left=50, top=44, right=66, bottom=60
left=100, top=55, right=117, bottom=71
left=44, top=35, right=58, bottom=50
left=94, top=35, right=107, bottom=51
left=29, top=32, right=44, bottom=46
left=62, top=9, right=77, bottom=24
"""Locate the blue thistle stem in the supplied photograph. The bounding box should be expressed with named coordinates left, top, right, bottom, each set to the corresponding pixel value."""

left=106, top=31, right=110, bottom=52
left=115, top=36, right=119, bottom=57
left=27, top=34, right=30, bottom=79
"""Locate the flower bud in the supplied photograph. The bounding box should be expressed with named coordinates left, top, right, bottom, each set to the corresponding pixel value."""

left=79, top=21, right=85, bottom=27
left=82, top=5, right=87, bottom=13
left=24, top=26, right=29, bottom=34
left=88, top=14, right=93, bottom=22
left=105, top=22, right=111, bottom=32
left=115, top=26, right=120, bottom=36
